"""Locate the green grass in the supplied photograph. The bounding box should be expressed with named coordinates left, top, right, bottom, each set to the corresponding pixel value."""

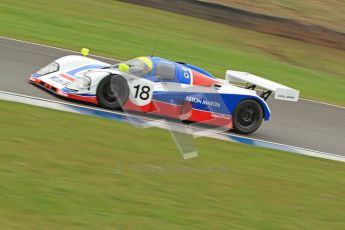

left=1, top=3, right=344, bottom=227
left=0, top=0, right=345, bottom=105
left=0, top=101, right=345, bottom=229
left=209, top=0, right=345, bottom=32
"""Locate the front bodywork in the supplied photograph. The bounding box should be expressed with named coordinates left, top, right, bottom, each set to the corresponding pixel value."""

left=29, top=55, right=110, bottom=104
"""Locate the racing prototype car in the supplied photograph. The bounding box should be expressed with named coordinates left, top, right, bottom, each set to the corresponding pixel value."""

left=29, top=49, right=299, bottom=134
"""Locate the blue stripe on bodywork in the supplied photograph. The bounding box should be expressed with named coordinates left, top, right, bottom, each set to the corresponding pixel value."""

left=153, top=91, right=270, bottom=120
left=67, top=64, right=106, bottom=77
left=178, top=67, right=192, bottom=85
left=61, top=64, right=105, bottom=96
left=31, top=73, right=41, bottom=78
left=180, top=63, right=216, bottom=79
left=78, top=93, right=96, bottom=96
left=60, top=88, right=76, bottom=93
left=60, top=87, right=96, bottom=96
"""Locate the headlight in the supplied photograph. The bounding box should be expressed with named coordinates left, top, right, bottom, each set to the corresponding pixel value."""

left=78, top=76, right=91, bottom=89
left=37, top=62, right=59, bottom=75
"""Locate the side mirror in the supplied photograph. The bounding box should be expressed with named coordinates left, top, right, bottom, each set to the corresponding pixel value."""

left=118, top=63, right=129, bottom=72
left=81, top=48, right=90, bottom=57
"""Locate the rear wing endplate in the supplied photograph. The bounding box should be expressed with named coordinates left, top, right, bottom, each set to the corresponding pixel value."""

left=225, top=70, right=299, bottom=102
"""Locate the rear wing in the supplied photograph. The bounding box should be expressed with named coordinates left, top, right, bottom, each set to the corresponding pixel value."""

left=225, top=70, right=299, bottom=102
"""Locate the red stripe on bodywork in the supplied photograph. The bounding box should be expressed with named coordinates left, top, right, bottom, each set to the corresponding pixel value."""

left=60, top=73, right=76, bottom=81
left=123, top=100, right=154, bottom=113
left=30, top=78, right=98, bottom=104
left=191, top=70, right=220, bottom=87
left=124, top=99, right=232, bottom=129
left=189, top=109, right=232, bottom=129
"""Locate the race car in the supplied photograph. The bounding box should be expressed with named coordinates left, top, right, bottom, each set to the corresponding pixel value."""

left=29, top=49, right=299, bottom=134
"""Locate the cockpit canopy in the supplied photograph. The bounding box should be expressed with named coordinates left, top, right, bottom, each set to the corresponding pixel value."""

left=113, top=57, right=153, bottom=77
left=112, top=56, right=216, bottom=85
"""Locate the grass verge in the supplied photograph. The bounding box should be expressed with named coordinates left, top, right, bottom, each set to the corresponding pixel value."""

left=208, top=0, right=345, bottom=32
left=0, top=101, right=344, bottom=229
left=0, top=0, right=345, bottom=105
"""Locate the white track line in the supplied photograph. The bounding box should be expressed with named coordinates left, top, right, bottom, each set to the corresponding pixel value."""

left=0, top=36, right=120, bottom=62
left=1, top=35, right=344, bottom=110
left=1, top=90, right=344, bottom=163
left=297, top=98, right=345, bottom=109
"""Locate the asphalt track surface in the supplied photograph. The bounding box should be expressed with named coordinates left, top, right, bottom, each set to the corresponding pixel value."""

left=1, top=37, right=344, bottom=156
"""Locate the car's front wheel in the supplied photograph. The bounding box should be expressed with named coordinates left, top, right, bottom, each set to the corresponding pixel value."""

left=232, top=99, right=263, bottom=135
left=96, top=75, right=129, bottom=110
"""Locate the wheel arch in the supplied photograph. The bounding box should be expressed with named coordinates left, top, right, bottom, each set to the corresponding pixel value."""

left=251, top=97, right=271, bottom=121
left=231, top=96, right=271, bottom=121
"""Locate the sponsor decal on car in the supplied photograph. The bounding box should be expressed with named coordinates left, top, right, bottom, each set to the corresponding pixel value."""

left=185, top=96, right=221, bottom=108
left=49, top=75, right=71, bottom=85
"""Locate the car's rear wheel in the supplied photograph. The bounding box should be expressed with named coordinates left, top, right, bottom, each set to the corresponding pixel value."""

left=96, top=75, right=129, bottom=109
left=232, top=99, right=263, bottom=135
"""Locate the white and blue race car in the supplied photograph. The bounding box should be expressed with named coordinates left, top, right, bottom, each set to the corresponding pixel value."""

left=29, top=50, right=299, bottom=134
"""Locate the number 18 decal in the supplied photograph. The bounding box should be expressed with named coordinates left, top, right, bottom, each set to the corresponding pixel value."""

left=128, top=79, right=154, bottom=106
left=133, top=85, right=151, bottom=100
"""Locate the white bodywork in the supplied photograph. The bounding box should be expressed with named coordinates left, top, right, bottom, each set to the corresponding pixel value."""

left=37, top=55, right=110, bottom=93
left=34, top=55, right=156, bottom=107
left=33, top=55, right=297, bottom=111
left=35, top=56, right=264, bottom=104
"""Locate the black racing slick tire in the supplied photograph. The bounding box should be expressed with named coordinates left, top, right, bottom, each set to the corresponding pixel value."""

left=232, top=99, right=263, bottom=135
left=96, top=75, right=129, bottom=110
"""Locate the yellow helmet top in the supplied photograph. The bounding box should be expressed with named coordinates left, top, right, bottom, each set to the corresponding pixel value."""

left=136, top=56, right=153, bottom=70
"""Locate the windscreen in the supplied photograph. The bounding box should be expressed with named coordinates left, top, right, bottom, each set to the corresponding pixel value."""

left=113, top=57, right=153, bottom=77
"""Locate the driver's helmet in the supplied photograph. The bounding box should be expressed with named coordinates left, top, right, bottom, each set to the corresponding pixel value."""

left=121, top=56, right=153, bottom=77
left=135, top=56, right=153, bottom=75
